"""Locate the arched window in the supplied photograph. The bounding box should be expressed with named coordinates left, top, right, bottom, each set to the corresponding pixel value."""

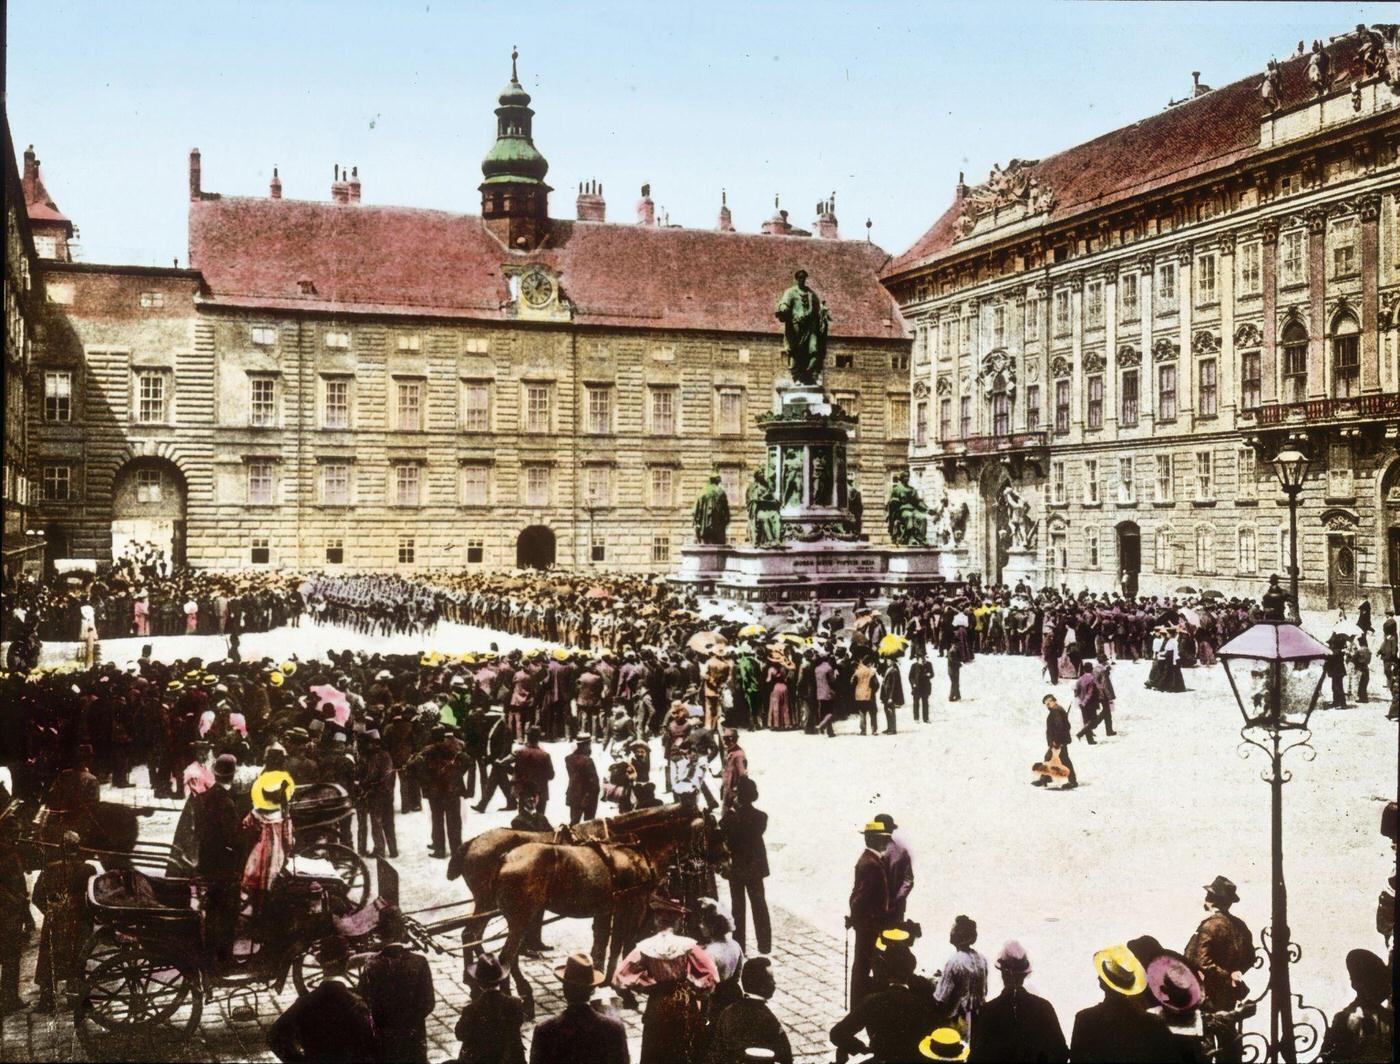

left=990, top=372, right=1011, bottom=436
left=1237, top=526, right=1257, bottom=574
left=1281, top=321, right=1308, bottom=403
left=1331, top=312, right=1360, bottom=398
left=1155, top=527, right=1174, bottom=573
left=1195, top=527, right=1215, bottom=573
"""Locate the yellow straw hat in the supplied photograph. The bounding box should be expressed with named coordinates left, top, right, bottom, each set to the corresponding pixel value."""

left=551, top=647, right=571, bottom=661
left=1093, top=944, right=1147, bottom=996
left=861, top=820, right=891, bottom=834
left=280, top=660, right=298, bottom=676
left=251, top=770, right=296, bottom=811
left=268, top=670, right=285, bottom=687
left=875, top=927, right=912, bottom=952
left=919, top=1028, right=970, bottom=1061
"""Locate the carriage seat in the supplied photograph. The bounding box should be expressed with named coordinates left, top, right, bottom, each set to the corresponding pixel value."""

left=90, top=866, right=196, bottom=912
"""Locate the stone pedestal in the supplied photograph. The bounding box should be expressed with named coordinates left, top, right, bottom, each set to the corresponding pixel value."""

left=1002, top=547, right=1040, bottom=589
left=938, top=545, right=970, bottom=582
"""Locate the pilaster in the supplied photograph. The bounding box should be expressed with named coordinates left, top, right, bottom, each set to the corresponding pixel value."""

left=1306, top=207, right=1327, bottom=398
left=1360, top=193, right=1381, bottom=391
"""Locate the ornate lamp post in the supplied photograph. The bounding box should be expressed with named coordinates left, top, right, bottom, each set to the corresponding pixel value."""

left=1217, top=613, right=1330, bottom=1063
left=1272, top=448, right=1310, bottom=622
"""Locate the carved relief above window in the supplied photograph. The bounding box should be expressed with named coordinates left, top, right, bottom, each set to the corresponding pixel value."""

left=1234, top=322, right=1264, bottom=348
left=977, top=350, right=1017, bottom=400
left=1082, top=350, right=1107, bottom=373
left=1117, top=344, right=1142, bottom=367
left=1191, top=330, right=1220, bottom=356
left=1152, top=338, right=1180, bottom=363
left=935, top=377, right=952, bottom=396
left=1050, top=355, right=1072, bottom=378
left=912, top=380, right=932, bottom=400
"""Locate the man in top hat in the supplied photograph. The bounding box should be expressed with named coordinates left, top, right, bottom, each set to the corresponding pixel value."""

left=705, top=955, right=792, bottom=1064
left=192, top=753, right=244, bottom=969
left=830, top=943, right=937, bottom=1064
left=513, top=726, right=555, bottom=818
left=268, top=933, right=378, bottom=1063
left=1184, top=874, right=1254, bottom=1059
left=968, top=941, right=1066, bottom=1062
left=1068, top=945, right=1177, bottom=1063
left=565, top=734, right=601, bottom=825
left=847, top=820, right=893, bottom=1006
left=358, top=907, right=436, bottom=1064
left=453, top=952, right=527, bottom=1064
left=529, top=953, right=628, bottom=1064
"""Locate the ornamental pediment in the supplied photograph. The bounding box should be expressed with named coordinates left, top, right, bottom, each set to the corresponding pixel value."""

left=954, top=159, right=1057, bottom=242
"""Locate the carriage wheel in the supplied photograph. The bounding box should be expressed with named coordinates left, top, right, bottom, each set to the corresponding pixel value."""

left=291, top=937, right=370, bottom=996
left=299, top=841, right=371, bottom=915
left=75, top=944, right=203, bottom=1059
left=80, top=927, right=125, bottom=974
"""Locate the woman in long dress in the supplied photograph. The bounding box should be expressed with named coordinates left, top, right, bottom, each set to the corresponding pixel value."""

left=614, top=902, right=719, bottom=1064
left=1158, top=629, right=1188, bottom=693
left=765, top=660, right=791, bottom=731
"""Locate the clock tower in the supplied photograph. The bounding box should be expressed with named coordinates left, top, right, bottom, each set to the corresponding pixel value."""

left=480, top=48, right=552, bottom=250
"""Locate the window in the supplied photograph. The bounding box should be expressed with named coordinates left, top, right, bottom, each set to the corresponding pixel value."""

left=992, top=306, right=1006, bottom=348
left=398, top=537, right=415, bottom=565
left=991, top=390, right=1011, bottom=436
left=250, top=377, right=277, bottom=427
left=718, top=466, right=743, bottom=504
left=1084, top=459, right=1100, bottom=504
left=586, top=386, right=615, bottom=435
left=41, top=464, right=72, bottom=502
left=467, top=539, right=485, bottom=564
left=1051, top=461, right=1066, bottom=504
left=136, top=371, right=167, bottom=424
left=1053, top=290, right=1071, bottom=335
left=583, top=465, right=611, bottom=507
left=959, top=396, right=972, bottom=439
left=248, top=461, right=275, bottom=505
left=1237, top=449, right=1257, bottom=500
left=649, top=387, right=677, bottom=435
left=396, top=333, right=421, bottom=352
left=1086, top=374, right=1103, bottom=430
left=1156, top=262, right=1176, bottom=313
left=717, top=389, right=745, bottom=436
left=1157, top=363, right=1177, bottom=421
left=1195, top=527, right=1215, bottom=572
left=938, top=398, right=952, bottom=440
left=1155, top=454, right=1174, bottom=503
left=1331, top=221, right=1357, bottom=277
left=891, top=350, right=910, bottom=372
left=889, top=396, right=910, bottom=440
left=524, top=384, right=551, bottom=434
left=461, top=380, right=491, bottom=433
left=325, top=538, right=344, bottom=565
left=1087, top=529, right=1100, bottom=569
left=395, top=379, right=423, bottom=432
left=1119, top=273, right=1139, bottom=319
left=1054, top=380, right=1070, bottom=433
left=941, top=319, right=955, bottom=354
left=250, top=537, right=270, bottom=565
left=1332, top=316, right=1360, bottom=398
left=321, top=463, right=350, bottom=506
left=1198, top=358, right=1217, bottom=417
left=394, top=464, right=421, bottom=507
left=1154, top=527, right=1174, bottom=572
left=323, top=378, right=350, bottom=429
left=590, top=540, right=606, bottom=563
left=1279, top=528, right=1292, bottom=574
left=1025, top=298, right=1040, bottom=335
left=649, top=466, right=674, bottom=508
left=324, top=330, right=350, bottom=350
left=1238, top=527, right=1257, bottom=573
left=834, top=353, right=854, bottom=369
left=251, top=325, right=278, bottom=346
left=524, top=465, right=550, bottom=506
left=1238, top=243, right=1261, bottom=294
left=1121, top=369, right=1139, bottom=427
left=1281, top=323, right=1307, bottom=402
left=1195, top=254, right=1217, bottom=304
left=464, top=337, right=490, bottom=355
left=1026, top=385, right=1040, bottom=433
left=1241, top=351, right=1262, bottom=410
left=646, top=533, right=668, bottom=563
left=136, top=468, right=163, bottom=503
left=1194, top=451, right=1213, bottom=500
left=833, top=391, right=859, bottom=437
left=1328, top=441, right=1354, bottom=499
left=139, top=290, right=165, bottom=308
left=43, top=371, right=72, bottom=422
left=1085, top=281, right=1104, bottom=327
left=461, top=464, right=490, bottom=506
left=1280, top=230, right=1305, bottom=286
left=1118, top=457, right=1136, bottom=504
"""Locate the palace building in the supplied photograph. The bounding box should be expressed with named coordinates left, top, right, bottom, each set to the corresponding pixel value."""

left=882, top=27, right=1400, bottom=609
left=25, top=54, right=911, bottom=574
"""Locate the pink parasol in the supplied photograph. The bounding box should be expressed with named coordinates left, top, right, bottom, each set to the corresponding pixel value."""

left=310, top=683, right=351, bottom=726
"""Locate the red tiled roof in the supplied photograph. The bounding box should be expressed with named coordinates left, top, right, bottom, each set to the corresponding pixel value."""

left=189, top=196, right=905, bottom=340
left=884, top=34, right=1370, bottom=278
left=23, top=162, right=71, bottom=227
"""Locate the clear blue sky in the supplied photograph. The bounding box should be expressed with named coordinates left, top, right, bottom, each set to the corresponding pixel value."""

left=6, top=1, right=1390, bottom=266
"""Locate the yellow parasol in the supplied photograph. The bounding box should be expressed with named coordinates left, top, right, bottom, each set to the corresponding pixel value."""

left=737, top=623, right=768, bottom=637
left=878, top=633, right=909, bottom=657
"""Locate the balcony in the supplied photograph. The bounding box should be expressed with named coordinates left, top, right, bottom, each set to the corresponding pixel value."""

left=940, top=430, right=1048, bottom=455
left=1244, top=392, right=1400, bottom=426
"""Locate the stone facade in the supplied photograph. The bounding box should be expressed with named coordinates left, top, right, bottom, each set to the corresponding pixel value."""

left=882, top=28, right=1400, bottom=609
left=4, top=115, right=40, bottom=578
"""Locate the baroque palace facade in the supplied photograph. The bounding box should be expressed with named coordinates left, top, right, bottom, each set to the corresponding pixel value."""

left=23, top=58, right=910, bottom=574
left=882, top=27, right=1400, bottom=610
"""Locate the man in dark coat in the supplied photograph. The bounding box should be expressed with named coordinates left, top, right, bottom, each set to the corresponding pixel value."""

left=359, top=731, right=398, bottom=859
left=472, top=711, right=515, bottom=814
left=847, top=820, right=892, bottom=1006
left=706, top=956, right=792, bottom=1064
left=1068, top=945, right=1177, bottom=1063
left=268, top=934, right=378, bottom=1063
left=1033, top=694, right=1078, bottom=790
left=529, top=952, right=629, bottom=1064
left=513, top=727, right=554, bottom=817
left=359, top=908, right=435, bottom=1063
left=909, top=656, right=934, bottom=723
left=0, top=809, right=32, bottom=1015
left=872, top=813, right=913, bottom=925
left=410, top=727, right=469, bottom=859
left=722, top=777, right=771, bottom=956
left=969, top=941, right=1067, bottom=1063
left=1184, top=875, right=1254, bottom=1060
left=193, top=754, right=244, bottom=968
left=830, top=946, right=937, bottom=1064
left=454, top=952, right=526, bottom=1064
left=947, top=642, right=963, bottom=702
left=564, top=735, right=600, bottom=825
left=32, top=831, right=94, bottom=1011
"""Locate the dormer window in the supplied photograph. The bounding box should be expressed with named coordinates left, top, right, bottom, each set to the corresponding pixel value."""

left=297, top=277, right=316, bottom=295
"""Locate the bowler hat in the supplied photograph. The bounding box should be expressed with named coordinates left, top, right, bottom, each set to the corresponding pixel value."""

left=213, top=754, right=238, bottom=780
left=554, top=952, right=605, bottom=988
left=466, top=952, right=508, bottom=988
left=874, top=812, right=897, bottom=832
left=1203, top=875, right=1240, bottom=905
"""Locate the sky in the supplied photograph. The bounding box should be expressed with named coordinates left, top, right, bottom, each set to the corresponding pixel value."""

left=6, top=1, right=1392, bottom=266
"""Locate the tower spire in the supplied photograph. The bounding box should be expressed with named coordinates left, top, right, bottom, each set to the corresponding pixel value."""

left=480, top=46, right=552, bottom=248
left=511, top=45, right=518, bottom=83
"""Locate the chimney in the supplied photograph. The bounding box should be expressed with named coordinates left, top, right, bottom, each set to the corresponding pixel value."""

left=331, top=164, right=349, bottom=204
left=348, top=166, right=361, bottom=203
left=23, top=145, right=37, bottom=192
left=636, top=183, right=655, bottom=226
left=1191, top=70, right=1212, bottom=97
left=189, top=148, right=202, bottom=200
left=815, top=192, right=840, bottom=239
left=269, top=166, right=282, bottom=199
left=761, top=195, right=793, bottom=236
left=576, top=179, right=606, bottom=222
left=716, top=189, right=734, bottom=232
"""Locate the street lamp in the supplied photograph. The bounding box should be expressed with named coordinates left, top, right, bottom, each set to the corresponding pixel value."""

left=1217, top=615, right=1330, bottom=1063
left=1272, top=448, right=1310, bottom=622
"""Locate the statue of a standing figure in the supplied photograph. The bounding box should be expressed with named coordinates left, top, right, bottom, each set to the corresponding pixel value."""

left=745, top=469, right=782, bottom=547
left=775, top=270, right=831, bottom=385
left=693, top=473, right=731, bottom=545
left=885, top=472, right=930, bottom=547
left=780, top=449, right=804, bottom=509
left=847, top=474, right=864, bottom=534
left=999, top=483, right=1035, bottom=549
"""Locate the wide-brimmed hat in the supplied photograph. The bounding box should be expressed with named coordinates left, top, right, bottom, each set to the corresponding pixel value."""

left=860, top=820, right=892, bottom=835
left=554, top=952, right=605, bottom=987
left=997, top=940, right=1031, bottom=974
left=875, top=927, right=912, bottom=953
left=1146, top=955, right=1203, bottom=1014
left=1094, top=944, right=1147, bottom=996
left=574, top=733, right=592, bottom=745
left=918, top=1027, right=970, bottom=1061
left=466, top=952, right=508, bottom=988
left=1203, top=875, right=1239, bottom=905
left=252, top=769, right=295, bottom=810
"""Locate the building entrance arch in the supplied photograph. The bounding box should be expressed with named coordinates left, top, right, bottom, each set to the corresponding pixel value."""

left=1116, top=520, right=1141, bottom=598
left=979, top=463, right=1012, bottom=586
left=516, top=525, right=556, bottom=570
left=111, top=458, right=187, bottom=567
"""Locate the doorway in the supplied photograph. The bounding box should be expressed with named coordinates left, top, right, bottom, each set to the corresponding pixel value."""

left=1327, top=534, right=1357, bottom=610
left=1116, top=521, right=1141, bottom=598
left=111, top=458, right=187, bottom=567
left=516, top=525, right=556, bottom=569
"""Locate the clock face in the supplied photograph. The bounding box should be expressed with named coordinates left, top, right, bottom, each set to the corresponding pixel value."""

left=521, top=270, right=554, bottom=308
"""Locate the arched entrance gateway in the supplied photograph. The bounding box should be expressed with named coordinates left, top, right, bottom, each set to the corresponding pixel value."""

left=1116, top=521, right=1141, bottom=598
left=979, top=463, right=1012, bottom=586
left=516, top=525, right=556, bottom=569
left=111, top=458, right=187, bottom=566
